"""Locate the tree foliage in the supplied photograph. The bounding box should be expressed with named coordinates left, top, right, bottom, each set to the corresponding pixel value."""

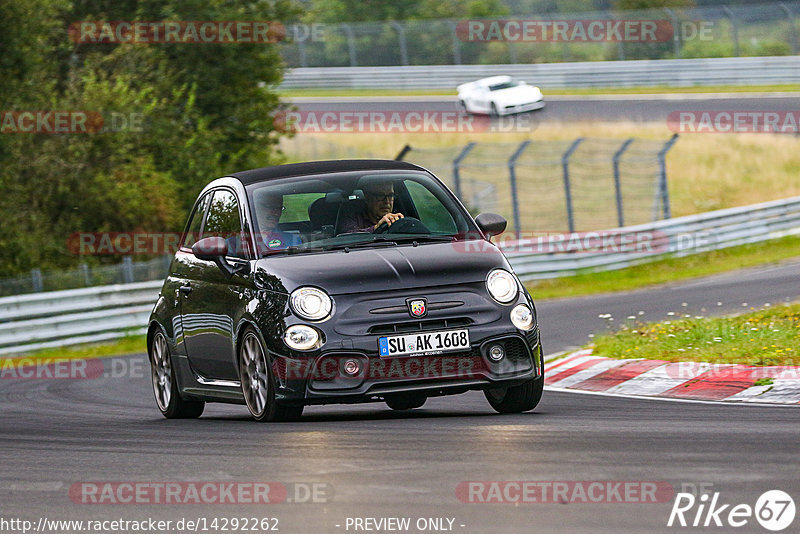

left=0, top=0, right=297, bottom=275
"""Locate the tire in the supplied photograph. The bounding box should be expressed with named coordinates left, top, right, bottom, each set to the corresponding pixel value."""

left=490, top=102, right=499, bottom=117
left=484, top=375, right=543, bottom=414
left=385, top=393, right=427, bottom=411
left=149, top=328, right=204, bottom=419
left=239, top=327, right=303, bottom=422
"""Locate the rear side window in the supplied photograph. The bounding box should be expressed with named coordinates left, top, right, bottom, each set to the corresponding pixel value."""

left=181, top=193, right=211, bottom=250
left=202, top=189, right=247, bottom=259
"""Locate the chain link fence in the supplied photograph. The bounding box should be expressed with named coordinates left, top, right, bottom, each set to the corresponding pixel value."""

left=396, top=135, right=678, bottom=234
left=0, top=256, right=171, bottom=297
left=282, top=2, right=800, bottom=67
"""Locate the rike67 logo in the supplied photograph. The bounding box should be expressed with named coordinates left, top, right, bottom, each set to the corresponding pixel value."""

left=668, top=489, right=795, bottom=531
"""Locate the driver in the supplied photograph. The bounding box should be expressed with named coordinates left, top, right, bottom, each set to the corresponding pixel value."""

left=339, top=181, right=404, bottom=233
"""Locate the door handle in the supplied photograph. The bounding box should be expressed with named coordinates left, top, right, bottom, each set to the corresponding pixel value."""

left=179, top=284, right=193, bottom=295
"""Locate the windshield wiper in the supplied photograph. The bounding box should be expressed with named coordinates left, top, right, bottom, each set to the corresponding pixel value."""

left=324, top=239, right=398, bottom=252
left=391, top=235, right=456, bottom=243
left=261, top=245, right=324, bottom=257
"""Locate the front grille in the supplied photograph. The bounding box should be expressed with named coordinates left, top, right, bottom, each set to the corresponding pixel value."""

left=368, top=317, right=472, bottom=335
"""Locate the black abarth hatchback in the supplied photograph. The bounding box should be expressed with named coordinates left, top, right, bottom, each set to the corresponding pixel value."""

left=147, top=160, right=543, bottom=421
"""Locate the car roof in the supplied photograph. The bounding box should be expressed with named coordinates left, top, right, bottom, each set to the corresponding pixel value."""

left=229, top=159, right=426, bottom=186
left=478, top=75, right=513, bottom=85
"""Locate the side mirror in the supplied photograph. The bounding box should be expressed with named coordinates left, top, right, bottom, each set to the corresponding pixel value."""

left=191, top=237, right=250, bottom=277
left=475, top=213, right=507, bottom=238
left=192, top=236, right=228, bottom=261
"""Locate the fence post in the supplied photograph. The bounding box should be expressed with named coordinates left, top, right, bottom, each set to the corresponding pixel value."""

left=297, top=34, right=308, bottom=67
left=122, top=257, right=134, bottom=284
left=612, top=138, right=634, bottom=228
left=561, top=138, right=583, bottom=233
left=395, top=144, right=412, bottom=161
left=341, top=24, right=358, bottom=66
left=780, top=3, right=799, bottom=54
left=663, top=8, right=682, bottom=58
left=453, top=142, right=476, bottom=201
left=657, top=134, right=679, bottom=220
left=80, top=263, right=91, bottom=286
left=448, top=21, right=462, bottom=65
left=390, top=22, right=409, bottom=66
left=722, top=6, right=740, bottom=57
left=31, top=268, right=43, bottom=292
left=507, top=141, right=531, bottom=239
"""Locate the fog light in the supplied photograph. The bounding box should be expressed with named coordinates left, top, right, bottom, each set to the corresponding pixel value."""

left=283, top=325, right=321, bottom=351
left=342, top=359, right=361, bottom=376
left=488, top=344, right=505, bottom=362
left=510, top=304, right=534, bottom=331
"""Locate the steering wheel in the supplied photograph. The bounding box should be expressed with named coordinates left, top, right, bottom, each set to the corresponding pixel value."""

left=373, top=217, right=430, bottom=235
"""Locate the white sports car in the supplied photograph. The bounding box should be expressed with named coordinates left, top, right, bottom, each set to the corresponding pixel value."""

left=457, top=76, right=545, bottom=116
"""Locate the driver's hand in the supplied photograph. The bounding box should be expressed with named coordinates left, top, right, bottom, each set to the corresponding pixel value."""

left=375, top=212, right=403, bottom=229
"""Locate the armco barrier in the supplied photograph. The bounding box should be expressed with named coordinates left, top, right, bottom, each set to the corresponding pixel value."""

left=280, top=56, right=800, bottom=89
left=2, top=196, right=800, bottom=354
left=503, top=195, right=800, bottom=280
left=0, top=281, right=161, bottom=356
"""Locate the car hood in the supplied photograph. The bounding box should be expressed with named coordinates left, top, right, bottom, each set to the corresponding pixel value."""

left=254, top=241, right=511, bottom=295
left=492, top=85, right=542, bottom=103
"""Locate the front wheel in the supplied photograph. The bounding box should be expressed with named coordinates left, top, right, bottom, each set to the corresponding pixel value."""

left=484, top=375, right=543, bottom=414
left=149, top=329, right=204, bottom=419
left=239, top=328, right=303, bottom=422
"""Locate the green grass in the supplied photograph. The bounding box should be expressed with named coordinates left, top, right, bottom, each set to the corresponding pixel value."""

left=279, top=83, right=800, bottom=98
left=526, top=235, right=800, bottom=300
left=589, top=303, right=800, bottom=366
left=1, top=334, right=146, bottom=364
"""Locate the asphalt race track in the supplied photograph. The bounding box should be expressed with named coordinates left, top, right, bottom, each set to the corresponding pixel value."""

left=3, top=261, right=800, bottom=533
left=288, top=93, right=800, bottom=124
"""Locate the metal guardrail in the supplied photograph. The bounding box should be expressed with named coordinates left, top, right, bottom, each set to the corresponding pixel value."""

left=503, top=195, right=800, bottom=280
left=0, top=281, right=161, bottom=356
left=2, top=195, right=800, bottom=354
left=282, top=2, right=800, bottom=67
left=280, top=56, right=800, bottom=89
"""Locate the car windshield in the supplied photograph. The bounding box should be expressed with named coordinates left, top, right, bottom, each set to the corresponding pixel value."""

left=488, top=80, right=518, bottom=91
left=245, top=170, right=480, bottom=256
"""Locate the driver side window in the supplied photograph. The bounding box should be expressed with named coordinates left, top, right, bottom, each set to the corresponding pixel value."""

left=405, top=181, right=457, bottom=233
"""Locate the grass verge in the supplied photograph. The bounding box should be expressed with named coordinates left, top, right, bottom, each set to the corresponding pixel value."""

left=1, top=334, right=146, bottom=363
left=526, top=235, right=800, bottom=300
left=589, top=303, right=800, bottom=366
left=279, top=83, right=800, bottom=98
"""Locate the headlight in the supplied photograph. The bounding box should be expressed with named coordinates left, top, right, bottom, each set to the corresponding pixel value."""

left=284, top=325, right=322, bottom=351
left=486, top=269, right=518, bottom=304
left=290, top=287, right=332, bottom=321
left=510, top=304, right=534, bottom=331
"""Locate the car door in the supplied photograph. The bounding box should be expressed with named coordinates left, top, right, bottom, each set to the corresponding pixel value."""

left=179, top=188, right=251, bottom=380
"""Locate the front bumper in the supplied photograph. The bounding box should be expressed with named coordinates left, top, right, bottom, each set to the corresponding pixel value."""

left=273, top=326, right=542, bottom=405
left=501, top=100, right=545, bottom=115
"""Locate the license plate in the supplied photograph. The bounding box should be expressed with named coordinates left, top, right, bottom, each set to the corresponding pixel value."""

left=378, top=329, right=470, bottom=357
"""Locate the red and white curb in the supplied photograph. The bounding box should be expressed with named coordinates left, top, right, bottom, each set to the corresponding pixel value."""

left=544, top=350, right=800, bottom=404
